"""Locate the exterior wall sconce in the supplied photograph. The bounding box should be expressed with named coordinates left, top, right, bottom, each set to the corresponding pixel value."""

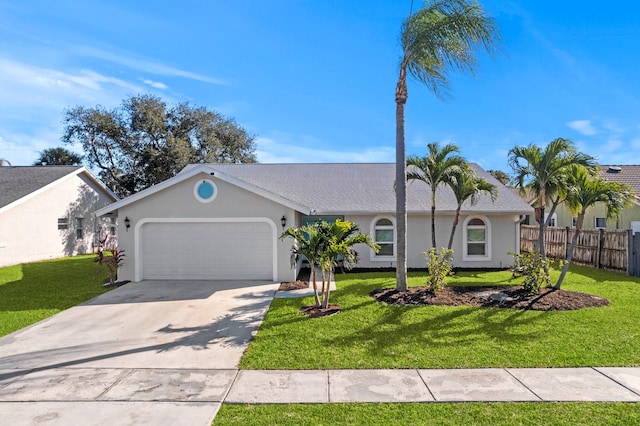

left=124, top=216, right=131, bottom=232
left=281, top=215, right=287, bottom=230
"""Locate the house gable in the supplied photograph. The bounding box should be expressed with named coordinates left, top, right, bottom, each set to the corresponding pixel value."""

left=0, top=167, right=117, bottom=267
left=96, top=164, right=310, bottom=217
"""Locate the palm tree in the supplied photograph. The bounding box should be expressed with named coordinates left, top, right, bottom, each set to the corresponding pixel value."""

left=554, top=167, right=632, bottom=289
left=34, top=147, right=83, bottom=166
left=280, top=224, right=325, bottom=307
left=447, top=166, right=497, bottom=249
left=395, top=0, right=500, bottom=291
left=508, top=138, right=597, bottom=263
left=316, top=220, right=379, bottom=309
left=407, top=142, right=467, bottom=248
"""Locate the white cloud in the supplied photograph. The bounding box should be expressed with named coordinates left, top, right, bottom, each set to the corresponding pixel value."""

left=142, top=79, right=169, bottom=90
left=255, top=136, right=394, bottom=163
left=0, top=57, right=143, bottom=110
left=567, top=120, right=597, bottom=136
left=74, top=46, right=226, bottom=85
left=0, top=57, right=154, bottom=166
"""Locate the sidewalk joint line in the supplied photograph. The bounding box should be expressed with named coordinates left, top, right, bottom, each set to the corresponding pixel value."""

left=416, top=369, right=436, bottom=401
left=592, top=367, right=640, bottom=398
left=95, top=368, right=134, bottom=400
left=504, top=368, right=543, bottom=401
left=220, top=369, right=240, bottom=404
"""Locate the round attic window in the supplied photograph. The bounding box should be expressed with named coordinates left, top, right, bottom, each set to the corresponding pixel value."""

left=194, top=179, right=217, bottom=203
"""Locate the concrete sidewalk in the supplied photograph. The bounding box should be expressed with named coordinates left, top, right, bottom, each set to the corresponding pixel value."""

left=2, top=367, right=640, bottom=425
left=225, top=367, right=640, bottom=403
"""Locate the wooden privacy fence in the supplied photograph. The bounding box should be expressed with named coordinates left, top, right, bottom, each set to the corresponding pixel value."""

left=520, top=225, right=630, bottom=274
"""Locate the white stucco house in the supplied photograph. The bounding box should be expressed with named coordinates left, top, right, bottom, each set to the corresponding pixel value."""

left=95, top=163, right=532, bottom=283
left=0, top=166, right=118, bottom=267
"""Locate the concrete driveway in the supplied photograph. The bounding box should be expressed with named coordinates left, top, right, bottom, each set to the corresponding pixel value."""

left=0, top=280, right=279, bottom=425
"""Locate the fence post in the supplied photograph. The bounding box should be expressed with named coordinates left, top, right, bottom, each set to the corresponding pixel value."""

left=565, top=227, right=570, bottom=259
left=597, top=228, right=604, bottom=269
left=628, top=229, right=633, bottom=276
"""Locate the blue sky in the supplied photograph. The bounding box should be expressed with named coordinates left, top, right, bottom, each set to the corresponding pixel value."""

left=1, top=1, right=639, bottom=174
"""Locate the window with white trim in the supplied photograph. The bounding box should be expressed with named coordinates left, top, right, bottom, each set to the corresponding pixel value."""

left=467, top=218, right=486, bottom=255
left=463, top=216, right=492, bottom=261
left=370, top=217, right=395, bottom=260
left=375, top=218, right=394, bottom=256
left=595, top=217, right=606, bottom=229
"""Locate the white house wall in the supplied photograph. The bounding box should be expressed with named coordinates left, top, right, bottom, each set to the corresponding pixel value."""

left=345, top=213, right=521, bottom=270
left=0, top=173, right=114, bottom=267
left=116, top=172, right=297, bottom=283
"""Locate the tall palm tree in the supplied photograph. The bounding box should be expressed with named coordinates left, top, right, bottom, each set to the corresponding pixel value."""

left=395, top=0, right=500, bottom=291
left=447, top=166, right=497, bottom=249
left=407, top=142, right=467, bottom=248
left=508, top=138, right=597, bottom=263
left=316, top=220, right=379, bottom=308
left=554, top=167, right=632, bottom=289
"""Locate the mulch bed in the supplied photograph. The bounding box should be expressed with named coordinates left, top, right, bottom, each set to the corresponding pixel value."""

left=300, top=303, right=341, bottom=317
left=279, top=267, right=312, bottom=291
left=370, top=286, right=609, bottom=311
left=278, top=280, right=310, bottom=291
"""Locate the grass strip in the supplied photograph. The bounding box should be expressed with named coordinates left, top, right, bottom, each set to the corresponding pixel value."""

left=214, top=402, right=640, bottom=425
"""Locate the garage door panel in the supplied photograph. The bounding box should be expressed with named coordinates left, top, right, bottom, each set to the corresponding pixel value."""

left=140, top=221, right=273, bottom=280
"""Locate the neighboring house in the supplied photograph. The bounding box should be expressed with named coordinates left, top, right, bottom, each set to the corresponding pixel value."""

left=0, top=166, right=118, bottom=267
left=96, top=163, right=532, bottom=283
left=551, top=165, right=640, bottom=232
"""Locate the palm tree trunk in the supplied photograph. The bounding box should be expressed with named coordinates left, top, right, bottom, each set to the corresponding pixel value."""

left=311, top=267, right=320, bottom=307
left=320, top=268, right=326, bottom=306
left=431, top=190, right=437, bottom=249
left=395, top=75, right=408, bottom=292
left=555, top=213, right=583, bottom=289
left=543, top=198, right=560, bottom=228
left=538, top=206, right=546, bottom=261
left=447, top=205, right=462, bottom=250
left=321, top=267, right=332, bottom=309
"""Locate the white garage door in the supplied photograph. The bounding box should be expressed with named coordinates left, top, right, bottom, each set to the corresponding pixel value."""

left=140, top=221, right=273, bottom=280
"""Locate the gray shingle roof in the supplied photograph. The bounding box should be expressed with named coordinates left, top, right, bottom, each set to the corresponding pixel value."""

left=207, top=163, right=532, bottom=214
left=599, top=165, right=640, bottom=201
left=0, top=166, right=82, bottom=209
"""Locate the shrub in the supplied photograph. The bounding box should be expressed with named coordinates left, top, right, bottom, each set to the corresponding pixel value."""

left=511, top=250, right=551, bottom=293
left=424, top=248, right=454, bottom=293
left=94, top=235, right=125, bottom=286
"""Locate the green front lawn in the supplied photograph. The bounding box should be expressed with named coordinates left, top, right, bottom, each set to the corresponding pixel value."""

left=215, top=402, right=640, bottom=425
left=240, top=265, right=640, bottom=369
left=0, top=256, right=111, bottom=337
